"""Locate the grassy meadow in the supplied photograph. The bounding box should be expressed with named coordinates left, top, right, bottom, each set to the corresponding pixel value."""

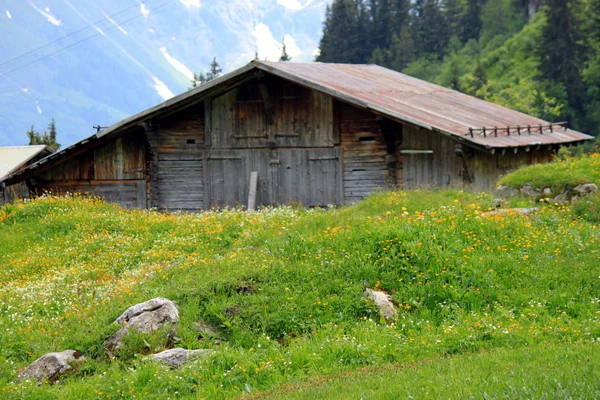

left=0, top=183, right=599, bottom=398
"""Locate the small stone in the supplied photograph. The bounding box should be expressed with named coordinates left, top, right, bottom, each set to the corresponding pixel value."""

left=482, top=208, right=539, bottom=217
left=496, top=185, right=520, bottom=198
left=148, top=348, right=214, bottom=368
left=572, top=183, right=598, bottom=196
left=105, top=298, right=179, bottom=350
left=18, top=350, right=84, bottom=383
left=542, top=187, right=552, bottom=196
left=552, top=192, right=570, bottom=204
left=364, top=288, right=397, bottom=320
left=520, top=183, right=540, bottom=198
left=494, top=198, right=506, bottom=209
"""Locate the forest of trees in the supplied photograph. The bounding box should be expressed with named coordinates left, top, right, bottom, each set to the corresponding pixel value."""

left=317, top=0, right=600, bottom=138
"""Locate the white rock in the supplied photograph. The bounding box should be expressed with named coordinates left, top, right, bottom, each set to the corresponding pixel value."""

left=148, top=348, right=214, bottom=368
left=105, top=298, right=179, bottom=349
left=18, top=350, right=84, bottom=383
left=364, top=288, right=397, bottom=320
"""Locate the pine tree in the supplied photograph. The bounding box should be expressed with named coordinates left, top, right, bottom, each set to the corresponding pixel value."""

left=459, top=0, right=484, bottom=43
left=448, top=59, right=461, bottom=90
left=442, top=0, right=463, bottom=39
left=317, top=0, right=361, bottom=63
left=279, top=40, right=291, bottom=61
left=388, top=26, right=416, bottom=71
left=207, top=57, right=222, bottom=81
left=471, top=60, right=488, bottom=96
left=370, top=47, right=388, bottom=65
left=537, top=0, right=586, bottom=115
left=415, top=0, right=450, bottom=58
left=26, top=119, right=60, bottom=151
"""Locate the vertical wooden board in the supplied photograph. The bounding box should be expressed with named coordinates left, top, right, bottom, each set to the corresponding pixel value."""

left=136, top=180, right=147, bottom=209
left=122, top=133, right=146, bottom=179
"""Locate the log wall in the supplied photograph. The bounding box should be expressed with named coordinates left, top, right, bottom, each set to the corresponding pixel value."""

left=338, top=103, right=396, bottom=203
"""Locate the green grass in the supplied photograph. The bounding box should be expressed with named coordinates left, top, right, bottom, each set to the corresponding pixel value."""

left=0, top=190, right=599, bottom=399
left=251, top=343, right=600, bottom=399
left=498, top=153, right=600, bottom=194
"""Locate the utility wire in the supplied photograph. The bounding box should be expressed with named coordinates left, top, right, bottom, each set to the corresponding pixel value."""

left=0, top=2, right=143, bottom=69
left=0, top=0, right=175, bottom=78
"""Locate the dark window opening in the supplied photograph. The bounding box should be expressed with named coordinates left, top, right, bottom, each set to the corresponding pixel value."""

left=186, top=139, right=196, bottom=144
left=359, top=136, right=375, bottom=143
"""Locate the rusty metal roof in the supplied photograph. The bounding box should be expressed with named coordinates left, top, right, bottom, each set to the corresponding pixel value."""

left=257, top=61, right=593, bottom=149
left=2, top=61, right=592, bottom=185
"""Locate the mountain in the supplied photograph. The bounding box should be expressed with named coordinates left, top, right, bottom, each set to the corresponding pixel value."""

left=0, top=0, right=330, bottom=147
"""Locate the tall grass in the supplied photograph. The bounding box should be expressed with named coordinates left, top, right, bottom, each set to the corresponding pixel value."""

left=0, top=191, right=598, bottom=398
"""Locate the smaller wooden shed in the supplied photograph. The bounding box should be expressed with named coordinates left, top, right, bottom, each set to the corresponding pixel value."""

left=0, top=145, right=53, bottom=206
left=0, top=61, right=593, bottom=210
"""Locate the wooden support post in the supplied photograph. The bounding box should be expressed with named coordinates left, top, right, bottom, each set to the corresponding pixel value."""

left=247, top=171, right=258, bottom=211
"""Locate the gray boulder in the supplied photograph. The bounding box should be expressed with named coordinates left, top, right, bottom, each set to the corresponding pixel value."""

left=520, top=183, right=540, bottom=198
left=572, top=183, right=598, bottom=196
left=147, top=348, right=214, bottom=368
left=18, top=350, right=84, bottom=383
left=105, top=298, right=179, bottom=349
left=496, top=185, right=520, bottom=198
left=364, top=288, right=398, bottom=320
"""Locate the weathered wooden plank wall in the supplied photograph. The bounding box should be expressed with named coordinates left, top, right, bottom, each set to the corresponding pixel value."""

left=149, top=104, right=205, bottom=211
left=337, top=103, right=393, bottom=203
left=401, top=126, right=462, bottom=188
left=205, top=148, right=341, bottom=208
left=469, top=146, right=555, bottom=191
left=26, top=130, right=147, bottom=209
left=209, top=78, right=333, bottom=149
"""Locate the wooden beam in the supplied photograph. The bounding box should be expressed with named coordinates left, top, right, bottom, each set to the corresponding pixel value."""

left=247, top=171, right=258, bottom=211
left=258, top=83, right=275, bottom=126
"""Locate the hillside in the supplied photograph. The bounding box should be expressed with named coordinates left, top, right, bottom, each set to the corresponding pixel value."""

left=1, top=187, right=599, bottom=398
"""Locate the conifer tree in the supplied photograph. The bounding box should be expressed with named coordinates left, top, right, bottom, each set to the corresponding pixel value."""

left=317, top=0, right=361, bottom=63
left=415, top=0, right=450, bottom=58
left=279, top=40, right=291, bottom=61
left=388, top=26, right=416, bottom=71
left=26, top=118, right=60, bottom=151
left=207, top=57, right=223, bottom=81
left=459, top=0, right=484, bottom=43
left=537, top=0, right=586, bottom=114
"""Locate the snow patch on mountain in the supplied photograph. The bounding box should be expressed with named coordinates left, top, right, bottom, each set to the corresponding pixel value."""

left=5, top=10, right=11, bottom=19
left=180, top=0, right=201, bottom=8
left=102, top=11, right=128, bottom=35
left=27, top=1, right=61, bottom=26
left=152, top=77, right=175, bottom=100
left=160, top=47, right=194, bottom=80
left=141, top=4, right=150, bottom=18
left=255, top=23, right=297, bottom=61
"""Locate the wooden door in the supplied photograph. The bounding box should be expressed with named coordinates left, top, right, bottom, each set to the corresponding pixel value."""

left=205, top=153, right=244, bottom=208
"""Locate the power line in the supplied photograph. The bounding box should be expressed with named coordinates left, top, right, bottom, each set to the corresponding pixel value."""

left=0, top=2, right=142, bottom=69
left=0, top=0, right=175, bottom=79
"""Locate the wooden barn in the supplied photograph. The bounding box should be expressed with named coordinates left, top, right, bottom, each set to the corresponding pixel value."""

left=0, top=61, right=592, bottom=210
